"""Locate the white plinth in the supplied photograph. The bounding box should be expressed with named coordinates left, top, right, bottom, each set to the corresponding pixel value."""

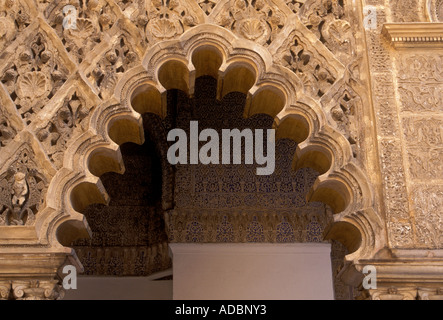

left=169, top=243, right=334, bottom=300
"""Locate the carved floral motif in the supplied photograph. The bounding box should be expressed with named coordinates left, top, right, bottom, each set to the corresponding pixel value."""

left=277, top=33, right=336, bottom=98
left=121, top=0, right=202, bottom=44
left=87, top=35, right=139, bottom=99
left=0, top=33, right=69, bottom=125
left=213, top=0, right=287, bottom=46
left=299, top=0, right=353, bottom=63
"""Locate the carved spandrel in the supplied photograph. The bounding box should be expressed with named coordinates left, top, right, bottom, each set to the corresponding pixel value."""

left=36, top=91, right=91, bottom=168
left=85, top=35, right=140, bottom=100
left=212, top=0, right=288, bottom=46
left=324, top=82, right=361, bottom=158
left=0, top=147, right=48, bottom=226
left=298, top=0, right=355, bottom=63
left=276, top=33, right=337, bottom=99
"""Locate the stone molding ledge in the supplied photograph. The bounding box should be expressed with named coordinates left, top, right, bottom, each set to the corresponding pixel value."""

left=338, top=249, right=443, bottom=300
left=382, top=23, right=443, bottom=48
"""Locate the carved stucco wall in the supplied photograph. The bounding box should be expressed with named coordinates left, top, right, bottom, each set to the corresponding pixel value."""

left=0, top=0, right=441, bottom=300
left=364, top=0, right=443, bottom=249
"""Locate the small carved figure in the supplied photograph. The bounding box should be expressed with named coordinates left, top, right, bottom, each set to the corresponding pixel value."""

left=11, top=172, right=28, bottom=208
left=10, top=171, right=28, bottom=225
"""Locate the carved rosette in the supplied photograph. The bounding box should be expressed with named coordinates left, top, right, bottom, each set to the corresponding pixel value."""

left=86, top=35, right=140, bottom=100
left=212, top=0, right=287, bottom=46
left=298, top=0, right=355, bottom=64
left=120, top=0, right=205, bottom=44
left=275, top=31, right=339, bottom=99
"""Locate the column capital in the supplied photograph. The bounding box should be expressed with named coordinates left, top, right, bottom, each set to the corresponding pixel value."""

left=11, top=279, right=64, bottom=300
left=365, top=287, right=417, bottom=300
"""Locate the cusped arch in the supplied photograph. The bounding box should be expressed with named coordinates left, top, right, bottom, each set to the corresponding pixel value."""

left=45, top=24, right=384, bottom=267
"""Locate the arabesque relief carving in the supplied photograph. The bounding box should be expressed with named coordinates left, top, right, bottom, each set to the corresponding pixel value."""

left=212, top=0, right=288, bottom=46
left=0, top=0, right=441, bottom=300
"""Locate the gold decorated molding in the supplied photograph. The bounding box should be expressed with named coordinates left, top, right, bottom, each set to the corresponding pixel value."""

left=382, top=23, right=443, bottom=49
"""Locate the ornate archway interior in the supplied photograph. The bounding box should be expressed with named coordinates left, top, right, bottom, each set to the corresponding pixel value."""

left=0, top=0, right=385, bottom=300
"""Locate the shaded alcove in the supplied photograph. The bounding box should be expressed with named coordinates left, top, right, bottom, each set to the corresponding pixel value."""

left=71, top=136, right=171, bottom=276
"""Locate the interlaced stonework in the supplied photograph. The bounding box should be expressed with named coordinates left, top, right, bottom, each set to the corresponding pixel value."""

left=0, top=0, right=442, bottom=300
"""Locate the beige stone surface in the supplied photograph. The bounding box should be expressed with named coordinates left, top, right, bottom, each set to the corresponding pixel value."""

left=0, top=0, right=441, bottom=299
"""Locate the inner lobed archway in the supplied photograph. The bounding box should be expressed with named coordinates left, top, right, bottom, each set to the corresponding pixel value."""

left=50, top=25, right=384, bottom=296
left=67, top=74, right=354, bottom=298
